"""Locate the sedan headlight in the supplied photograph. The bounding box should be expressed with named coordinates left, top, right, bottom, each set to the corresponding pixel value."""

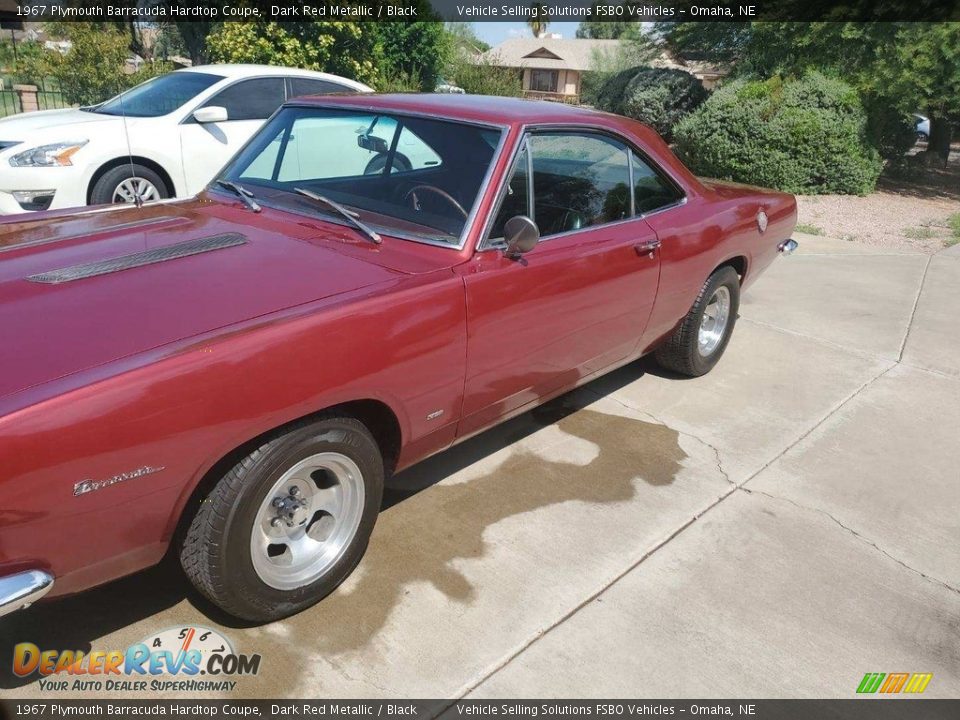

left=9, top=141, right=88, bottom=168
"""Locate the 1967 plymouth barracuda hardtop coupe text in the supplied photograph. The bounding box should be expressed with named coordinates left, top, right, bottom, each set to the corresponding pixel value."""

left=0, top=94, right=797, bottom=622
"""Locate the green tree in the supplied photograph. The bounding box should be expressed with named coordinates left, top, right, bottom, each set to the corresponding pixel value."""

left=528, top=3, right=550, bottom=38
left=373, top=20, right=448, bottom=91
left=46, top=23, right=169, bottom=105
left=576, top=19, right=636, bottom=39
left=657, top=21, right=960, bottom=165
left=444, top=22, right=490, bottom=53
left=206, top=22, right=382, bottom=87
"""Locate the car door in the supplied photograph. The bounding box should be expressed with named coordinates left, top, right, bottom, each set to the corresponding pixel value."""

left=178, top=77, right=287, bottom=195
left=457, top=130, right=663, bottom=436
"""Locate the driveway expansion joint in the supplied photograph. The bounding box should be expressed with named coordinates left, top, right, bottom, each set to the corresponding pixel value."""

left=898, top=254, right=934, bottom=362
left=740, top=487, right=960, bottom=598
left=451, top=485, right=739, bottom=708
left=584, top=387, right=734, bottom=486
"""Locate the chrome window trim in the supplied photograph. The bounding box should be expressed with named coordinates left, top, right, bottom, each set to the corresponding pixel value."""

left=477, top=123, right=688, bottom=252
left=213, top=107, right=509, bottom=252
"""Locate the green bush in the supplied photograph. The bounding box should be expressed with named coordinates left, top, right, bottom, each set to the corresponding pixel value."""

left=446, top=53, right=522, bottom=97
left=673, top=72, right=883, bottom=195
left=595, top=67, right=709, bottom=142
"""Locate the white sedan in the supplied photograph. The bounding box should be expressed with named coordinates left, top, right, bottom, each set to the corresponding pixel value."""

left=0, top=64, right=371, bottom=214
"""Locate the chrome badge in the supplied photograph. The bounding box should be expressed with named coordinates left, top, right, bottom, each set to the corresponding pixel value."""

left=73, top=466, right=165, bottom=497
left=757, top=210, right=769, bottom=233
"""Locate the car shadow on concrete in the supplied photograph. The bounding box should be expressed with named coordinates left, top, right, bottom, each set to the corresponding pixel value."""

left=0, top=355, right=662, bottom=689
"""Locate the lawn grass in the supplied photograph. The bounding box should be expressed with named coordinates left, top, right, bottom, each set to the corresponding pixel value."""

left=795, top=223, right=824, bottom=235
left=948, top=213, right=960, bottom=246
left=903, top=226, right=938, bottom=240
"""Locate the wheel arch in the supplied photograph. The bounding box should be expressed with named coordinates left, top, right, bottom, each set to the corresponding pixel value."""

left=167, top=398, right=402, bottom=549
left=87, top=156, right=177, bottom=204
left=717, top=255, right=748, bottom=284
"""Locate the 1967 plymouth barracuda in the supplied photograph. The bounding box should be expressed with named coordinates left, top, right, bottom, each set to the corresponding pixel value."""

left=0, top=94, right=797, bottom=622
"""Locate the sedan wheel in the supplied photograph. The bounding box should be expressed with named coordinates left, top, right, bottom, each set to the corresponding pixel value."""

left=112, top=177, right=161, bottom=204
left=90, top=162, right=170, bottom=207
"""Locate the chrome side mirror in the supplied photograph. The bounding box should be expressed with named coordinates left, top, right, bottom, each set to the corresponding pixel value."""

left=503, top=215, right=539, bottom=259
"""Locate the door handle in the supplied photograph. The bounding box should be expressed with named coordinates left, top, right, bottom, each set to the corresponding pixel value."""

left=634, top=239, right=661, bottom=257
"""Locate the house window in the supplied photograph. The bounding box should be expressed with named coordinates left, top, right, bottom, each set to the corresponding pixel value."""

left=530, top=70, right=559, bottom=93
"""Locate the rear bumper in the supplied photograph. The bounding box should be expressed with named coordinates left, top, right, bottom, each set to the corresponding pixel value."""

left=0, top=570, right=54, bottom=618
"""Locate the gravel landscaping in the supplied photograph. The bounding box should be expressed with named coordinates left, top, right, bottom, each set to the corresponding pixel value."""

left=795, top=145, right=960, bottom=253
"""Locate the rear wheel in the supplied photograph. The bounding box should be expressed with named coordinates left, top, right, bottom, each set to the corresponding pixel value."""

left=654, top=265, right=740, bottom=377
left=180, top=415, right=384, bottom=622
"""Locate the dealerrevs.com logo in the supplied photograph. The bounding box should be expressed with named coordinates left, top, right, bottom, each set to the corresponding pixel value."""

left=13, top=626, right=261, bottom=693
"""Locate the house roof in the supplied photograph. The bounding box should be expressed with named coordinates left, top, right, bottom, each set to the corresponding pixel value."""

left=478, top=39, right=621, bottom=72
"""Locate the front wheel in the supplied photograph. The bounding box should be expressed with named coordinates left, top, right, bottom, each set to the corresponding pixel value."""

left=90, top=163, right=170, bottom=206
left=180, top=415, right=384, bottom=622
left=654, top=265, right=740, bottom=377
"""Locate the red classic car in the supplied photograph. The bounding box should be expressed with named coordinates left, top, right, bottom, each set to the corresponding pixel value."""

left=0, top=94, right=797, bottom=622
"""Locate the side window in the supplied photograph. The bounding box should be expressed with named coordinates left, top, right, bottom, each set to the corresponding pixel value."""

left=529, top=133, right=631, bottom=237
left=289, top=78, right=355, bottom=97
left=488, top=142, right=530, bottom=240
left=631, top=150, right=682, bottom=214
left=203, top=78, right=286, bottom=121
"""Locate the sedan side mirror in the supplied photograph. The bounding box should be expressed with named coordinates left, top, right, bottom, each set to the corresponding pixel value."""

left=503, top=215, right=539, bottom=259
left=193, top=106, right=228, bottom=123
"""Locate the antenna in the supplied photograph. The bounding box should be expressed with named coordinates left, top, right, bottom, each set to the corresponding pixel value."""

left=117, top=77, right=142, bottom=209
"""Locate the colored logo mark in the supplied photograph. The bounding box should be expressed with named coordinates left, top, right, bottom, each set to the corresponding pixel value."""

left=857, top=672, right=933, bottom=694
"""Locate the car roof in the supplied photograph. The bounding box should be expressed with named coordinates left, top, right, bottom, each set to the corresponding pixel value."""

left=288, top=93, right=606, bottom=126
left=178, top=64, right=372, bottom=91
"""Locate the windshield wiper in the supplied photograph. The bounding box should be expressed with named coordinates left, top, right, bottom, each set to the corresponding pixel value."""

left=216, top=179, right=261, bottom=213
left=294, top=188, right=382, bottom=245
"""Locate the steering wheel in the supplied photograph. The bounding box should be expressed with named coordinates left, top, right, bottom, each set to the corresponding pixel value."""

left=404, top=185, right=468, bottom=220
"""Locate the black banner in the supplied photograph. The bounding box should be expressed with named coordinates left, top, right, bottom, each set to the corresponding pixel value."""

left=1, top=700, right=960, bottom=720
left=5, top=0, right=960, bottom=23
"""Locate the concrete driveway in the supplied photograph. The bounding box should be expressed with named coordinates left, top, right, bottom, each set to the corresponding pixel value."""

left=3, top=235, right=958, bottom=700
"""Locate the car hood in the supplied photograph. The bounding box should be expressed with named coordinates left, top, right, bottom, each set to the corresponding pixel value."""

left=0, top=198, right=434, bottom=400
left=0, top=108, right=123, bottom=140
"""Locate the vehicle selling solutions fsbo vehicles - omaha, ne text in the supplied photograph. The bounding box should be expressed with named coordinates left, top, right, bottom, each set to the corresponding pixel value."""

left=0, top=94, right=798, bottom=622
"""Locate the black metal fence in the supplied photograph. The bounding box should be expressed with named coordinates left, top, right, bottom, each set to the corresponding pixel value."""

left=0, top=86, right=19, bottom=116
left=0, top=79, right=70, bottom=117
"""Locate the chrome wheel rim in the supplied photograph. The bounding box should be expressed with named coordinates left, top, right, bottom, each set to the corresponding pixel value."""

left=250, top=452, right=365, bottom=590
left=698, top=285, right=731, bottom=357
left=113, top=177, right=159, bottom=204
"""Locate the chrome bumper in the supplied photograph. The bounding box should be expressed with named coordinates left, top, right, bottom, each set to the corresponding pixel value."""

left=778, top=238, right=799, bottom=255
left=0, top=570, right=54, bottom=618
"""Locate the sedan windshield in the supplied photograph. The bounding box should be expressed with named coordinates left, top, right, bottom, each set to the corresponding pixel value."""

left=220, top=107, right=503, bottom=245
left=91, top=72, right=223, bottom=117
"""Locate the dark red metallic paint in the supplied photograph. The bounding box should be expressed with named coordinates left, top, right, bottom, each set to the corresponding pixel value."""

left=0, top=94, right=796, bottom=599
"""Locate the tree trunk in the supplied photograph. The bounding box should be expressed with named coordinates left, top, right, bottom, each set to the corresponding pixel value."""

left=925, top=115, right=953, bottom=168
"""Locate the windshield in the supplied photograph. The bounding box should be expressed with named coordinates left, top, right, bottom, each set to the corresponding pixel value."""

left=92, top=72, right=223, bottom=117
left=220, top=107, right=504, bottom=246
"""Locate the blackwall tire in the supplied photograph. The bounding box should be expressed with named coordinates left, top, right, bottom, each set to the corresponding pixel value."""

left=654, top=265, right=740, bottom=377
left=180, top=415, right=384, bottom=622
left=90, top=164, right=170, bottom=206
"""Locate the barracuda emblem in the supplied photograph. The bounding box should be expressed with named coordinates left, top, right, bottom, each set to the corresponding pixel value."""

left=757, top=210, right=769, bottom=233
left=73, top=466, right=165, bottom=496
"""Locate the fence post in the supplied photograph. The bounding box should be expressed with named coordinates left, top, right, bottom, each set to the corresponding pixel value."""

left=13, top=85, right=39, bottom=113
